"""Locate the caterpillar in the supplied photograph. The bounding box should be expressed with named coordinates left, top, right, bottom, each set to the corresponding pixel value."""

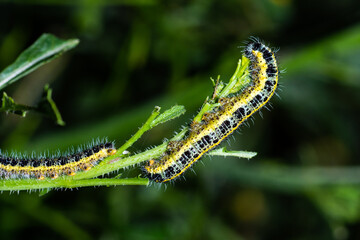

left=0, top=141, right=116, bottom=180
left=143, top=39, right=279, bottom=183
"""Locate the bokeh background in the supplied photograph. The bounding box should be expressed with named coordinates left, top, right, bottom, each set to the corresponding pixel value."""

left=1, top=0, right=360, bottom=239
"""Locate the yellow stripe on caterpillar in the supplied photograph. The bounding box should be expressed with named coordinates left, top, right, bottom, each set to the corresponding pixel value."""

left=143, top=39, right=279, bottom=183
left=0, top=141, right=116, bottom=180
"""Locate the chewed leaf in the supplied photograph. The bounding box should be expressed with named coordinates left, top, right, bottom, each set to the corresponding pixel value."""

left=217, top=56, right=251, bottom=98
left=0, top=33, right=79, bottom=90
left=208, top=147, right=257, bottom=159
left=0, top=85, right=65, bottom=126
left=150, top=105, right=185, bottom=128
left=0, top=92, right=34, bottom=117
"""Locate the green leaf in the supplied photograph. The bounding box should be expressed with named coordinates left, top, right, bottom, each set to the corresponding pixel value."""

left=0, top=33, right=79, bottom=90
left=0, top=92, right=35, bottom=116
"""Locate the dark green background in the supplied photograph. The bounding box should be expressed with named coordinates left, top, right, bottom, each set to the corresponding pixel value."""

left=1, top=0, right=360, bottom=239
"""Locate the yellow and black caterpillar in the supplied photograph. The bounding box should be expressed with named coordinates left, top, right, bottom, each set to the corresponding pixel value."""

left=143, top=39, right=279, bottom=183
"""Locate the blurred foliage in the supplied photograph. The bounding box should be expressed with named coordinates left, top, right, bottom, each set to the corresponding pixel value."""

left=0, top=0, right=360, bottom=239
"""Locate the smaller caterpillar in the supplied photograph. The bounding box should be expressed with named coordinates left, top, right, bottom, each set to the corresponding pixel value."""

left=0, top=141, right=116, bottom=180
left=143, top=39, right=279, bottom=183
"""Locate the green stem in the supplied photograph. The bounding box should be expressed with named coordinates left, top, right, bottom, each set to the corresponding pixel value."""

left=193, top=102, right=214, bottom=123
left=0, top=178, right=148, bottom=191
left=111, top=106, right=161, bottom=159
left=71, top=141, right=168, bottom=180
left=0, top=108, right=188, bottom=191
